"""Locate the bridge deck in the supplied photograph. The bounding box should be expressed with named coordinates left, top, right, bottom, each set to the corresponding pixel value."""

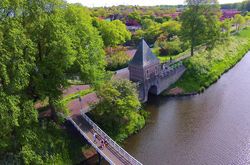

left=69, top=114, right=141, bottom=165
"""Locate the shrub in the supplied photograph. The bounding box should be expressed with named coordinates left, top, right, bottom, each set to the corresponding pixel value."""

left=106, top=47, right=130, bottom=71
left=171, top=28, right=250, bottom=93
left=155, top=37, right=184, bottom=56
left=90, top=79, right=147, bottom=142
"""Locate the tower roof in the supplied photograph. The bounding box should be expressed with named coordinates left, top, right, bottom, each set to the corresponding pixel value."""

left=129, top=39, right=159, bottom=67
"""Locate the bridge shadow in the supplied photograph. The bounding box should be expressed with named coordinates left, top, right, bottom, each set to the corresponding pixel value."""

left=147, top=85, right=158, bottom=102
left=147, top=93, right=158, bottom=103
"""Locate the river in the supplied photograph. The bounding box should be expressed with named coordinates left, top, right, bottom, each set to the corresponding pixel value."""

left=124, top=52, right=250, bottom=165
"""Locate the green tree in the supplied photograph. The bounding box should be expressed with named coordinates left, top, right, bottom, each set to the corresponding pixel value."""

left=128, top=11, right=142, bottom=23
left=64, top=5, right=106, bottom=86
left=180, top=0, right=221, bottom=55
left=242, top=0, right=250, bottom=11
left=132, top=29, right=145, bottom=45
left=97, top=20, right=131, bottom=47
left=234, top=14, right=246, bottom=31
left=91, top=79, right=145, bottom=141
left=245, top=15, right=250, bottom=26
left=141, top=18, right=156, bottom=29
left=221, top=19, right=232, bottom=38
left=0, top=1, right=106, bottom=163
left=161, top=20, right=181, bottom=38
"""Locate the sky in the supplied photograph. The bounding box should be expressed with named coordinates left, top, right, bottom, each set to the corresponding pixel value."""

left=67, top=0, right=244, bottom=7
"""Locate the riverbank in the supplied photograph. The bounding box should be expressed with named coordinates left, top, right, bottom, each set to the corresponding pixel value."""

left=163, top=27, right=250, bottom=96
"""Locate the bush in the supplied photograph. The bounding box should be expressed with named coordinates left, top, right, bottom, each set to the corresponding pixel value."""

left=106, top=47, right=130, bottom=71
left=171, top=28, right=250, bottom=93
left=155, top=37, right=184, bottom=56
left=90, top=79, right=147, bottom=142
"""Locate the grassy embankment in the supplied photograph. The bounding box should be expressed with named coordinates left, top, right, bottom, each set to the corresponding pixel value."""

left=163, top=27, right=250, bottom=95
left=152, top=47, right=191, bottom=63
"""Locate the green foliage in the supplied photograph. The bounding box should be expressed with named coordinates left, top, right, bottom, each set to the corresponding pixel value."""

left=0, top=92, right=21, bottom=151
left=106, top=49, right=130, bottom=71
left=233, top=14, right=246, bottom=32
left=91, top=79, right=146, bottom=142
left=171, top=28, right=250, bottom=93
left=242, top=0, right=250, bottom=11
left=144, top=23, right=162, bottom=45
left=180, top=0, right=221, bottom=55
left=19, top=121, right=84, bottom=165
left=155, top=36, right=184, bottom=56
left=63, top=89, right=93, bottom=105
left=128, top=11, right=142, bottom=23
left=96, top=19, right=131, bottom=47
left=154, top=20, right=187, bottom=56
left=132, top=29, right=145, bottom=45
left=141, top=19, right=157, bottom=29
left=64, top=5, right=106, bottom=87
left=0, top=1, right=106, bottom=164
left=161, top=20, right=181, bottom=37
left=221, top=19, right=232, bottom=38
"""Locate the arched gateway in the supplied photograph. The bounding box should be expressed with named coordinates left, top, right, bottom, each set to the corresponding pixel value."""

left=128, top=39, right=186, bottom=102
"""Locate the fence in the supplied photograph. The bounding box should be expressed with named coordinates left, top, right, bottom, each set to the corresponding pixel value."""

left=80, top=110, right=143, bottom=165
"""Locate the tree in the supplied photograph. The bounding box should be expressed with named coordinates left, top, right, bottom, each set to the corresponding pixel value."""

left=242, top=0, right=250, bottom=11
left=128, top=11, right=142, bottom=23
left=132, top=29, right=145, bottom=45
left=234, top=14, right=246, bottom=31
left=97, top=20, right=131, bottom=47
left=141, top=18, right=156, bottom=29
left=0, top=1, right=106, bottom=163
left=180, top=0, right=221, bottom=55
left=245, top=15, right=250, bottom=26
left=221, top=19, right=232, bottom=38
left=161, top=20, right=181, bottom=39
left=0, top=13, right=36, bottom=155
left=91, top=79, right=145, bottom=141
left=64, top=5, right=106, bottom=86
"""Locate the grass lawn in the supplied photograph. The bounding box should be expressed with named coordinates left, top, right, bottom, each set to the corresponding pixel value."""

left=61, top=88, right=93, bottom=106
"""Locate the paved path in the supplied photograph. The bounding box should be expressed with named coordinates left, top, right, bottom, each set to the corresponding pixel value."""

left=63, top=85, right=90, bottom=97
left=66, top=86, right=142, bottom=165
left=69, top=114, right=137, bottom=165
left=67, top=92, right=98, bottom=115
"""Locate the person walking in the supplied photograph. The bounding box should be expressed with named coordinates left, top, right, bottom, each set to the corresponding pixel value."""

left=100, top=139, right=105, bottom=149
left=104, top=137, right=108, bottom=147
left=93, top=132, right=97, bottom=143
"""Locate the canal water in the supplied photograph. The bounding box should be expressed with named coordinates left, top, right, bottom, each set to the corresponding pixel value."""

left=124, top=52, right=250, bottom=165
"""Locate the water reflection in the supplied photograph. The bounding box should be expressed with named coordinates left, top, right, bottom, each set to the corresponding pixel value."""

left=124, top=52, right=250, bottom=165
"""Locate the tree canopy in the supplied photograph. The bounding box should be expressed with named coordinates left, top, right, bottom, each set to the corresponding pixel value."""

left=0, top=0, right=106, bottom=163
left=180, top=0, right=221, bottom=55
left=91, top=79, right=146, bottom=141
left=95, top=19, right=131, bottom=47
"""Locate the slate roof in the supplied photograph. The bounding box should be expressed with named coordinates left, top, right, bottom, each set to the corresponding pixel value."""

left=129, top=39, right=159, bottom=67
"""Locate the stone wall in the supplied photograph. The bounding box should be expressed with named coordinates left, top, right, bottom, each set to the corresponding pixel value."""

left=158, top=66, right=186, bottom=94
left=138, top=66, right=186, bottom=102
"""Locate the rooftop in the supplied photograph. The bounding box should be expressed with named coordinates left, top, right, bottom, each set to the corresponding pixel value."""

left=129, top=39, right=159, bottom=67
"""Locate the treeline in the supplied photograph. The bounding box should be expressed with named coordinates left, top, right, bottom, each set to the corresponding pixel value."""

left=221, top=0, right=250, bottom=11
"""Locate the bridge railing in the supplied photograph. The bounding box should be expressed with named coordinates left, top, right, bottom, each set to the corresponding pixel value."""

left=67, top=116, right=115, bottom=165
left=80, top=110, right=143, bottom=165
